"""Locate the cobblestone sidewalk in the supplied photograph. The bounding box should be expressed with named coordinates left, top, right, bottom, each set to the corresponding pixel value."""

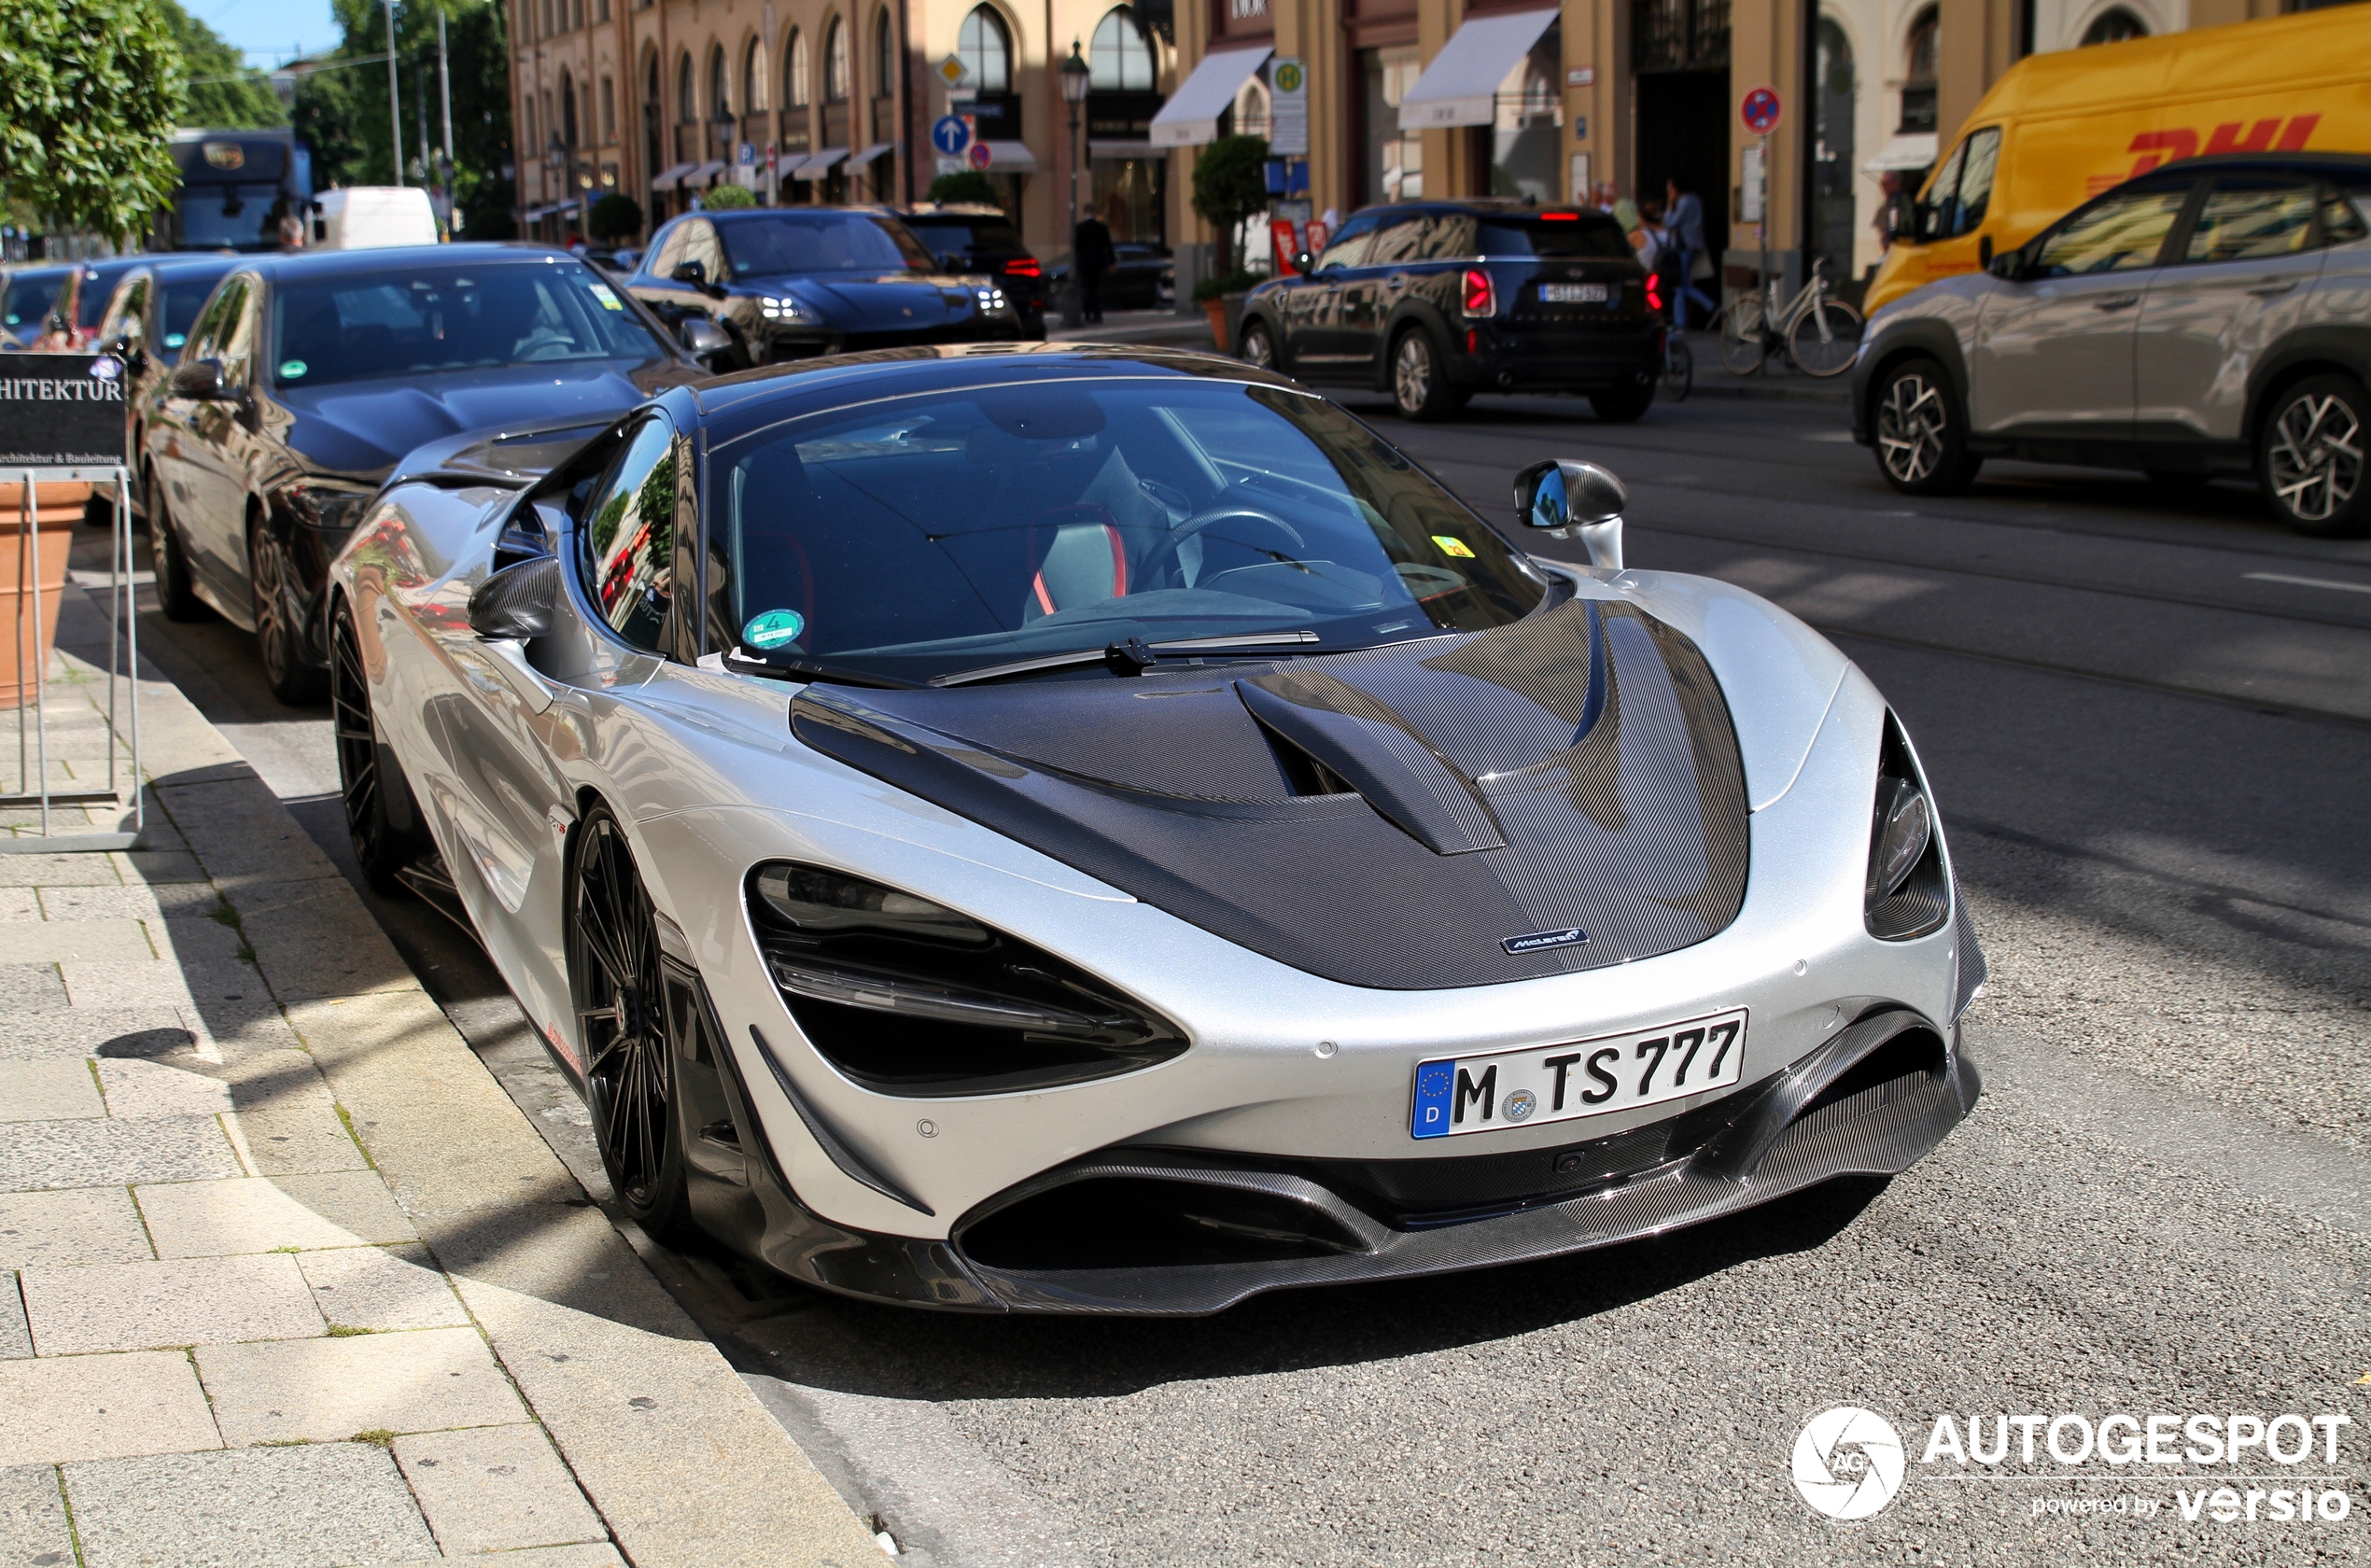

left=0, top=594, right=880, bottom=1566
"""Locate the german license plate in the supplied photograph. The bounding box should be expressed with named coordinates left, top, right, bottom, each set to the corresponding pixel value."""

left=1410, top=1010, right=1747, bottom=1140
left=1539, top=283, right=1609, bottom=304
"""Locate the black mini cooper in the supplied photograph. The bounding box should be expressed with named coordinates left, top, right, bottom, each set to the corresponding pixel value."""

left=1236, top=201, right=1662, bottom=422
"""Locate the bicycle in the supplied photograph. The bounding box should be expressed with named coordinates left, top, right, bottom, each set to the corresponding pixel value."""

left=1718, top=259, right=1863, bottom=379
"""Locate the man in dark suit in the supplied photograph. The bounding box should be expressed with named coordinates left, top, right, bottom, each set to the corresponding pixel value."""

left=1073, top=203, right=1116, bottom=325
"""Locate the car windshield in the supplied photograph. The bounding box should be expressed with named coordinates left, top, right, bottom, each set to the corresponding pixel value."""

left=719, top=213, right=933, bottom=275
left=76, top=264, right=140, bottom=330
left=708, top=377, right=1547, bottom=683
left=175, top=184, right=292, bottom=250
left=160, top=269, right=232, bottom=355
left=1478, top=217, right=1633, bottom=259
left=2, top=270, right=67, bottom=331
left=270, top=260, right=666, bottom=388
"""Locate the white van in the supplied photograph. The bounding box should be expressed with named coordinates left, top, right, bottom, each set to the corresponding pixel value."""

left=309, top=187, right=440, bottom=250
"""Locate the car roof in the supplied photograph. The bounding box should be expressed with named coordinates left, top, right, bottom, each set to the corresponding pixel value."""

left=230, top=242, right=585, bottom=281
left=689, top=341, right=1304, bottom=434
left=703, top=205, right=902, bottom=221
left=1354, top=200, right=1614, bottom=219
left=2127, top=151, right=2371, bottom=189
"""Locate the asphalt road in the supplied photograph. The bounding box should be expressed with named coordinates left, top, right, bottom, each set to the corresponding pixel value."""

left=94, top=385, right=2371, bottom=1566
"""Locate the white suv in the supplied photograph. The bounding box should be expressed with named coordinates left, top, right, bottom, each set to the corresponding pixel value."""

left=1849, top=152, right=2371, bottom=537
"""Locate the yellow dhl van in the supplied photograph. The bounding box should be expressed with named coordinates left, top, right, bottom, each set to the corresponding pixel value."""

left=1865, top=4, right=2371, bottom=314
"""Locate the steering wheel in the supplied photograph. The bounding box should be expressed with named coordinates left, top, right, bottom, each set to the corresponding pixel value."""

left=1171, top=505, right=1307, bottom=553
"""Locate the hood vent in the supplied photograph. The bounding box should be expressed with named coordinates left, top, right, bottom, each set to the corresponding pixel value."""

left=1234, top=679, right=1505, bottom=855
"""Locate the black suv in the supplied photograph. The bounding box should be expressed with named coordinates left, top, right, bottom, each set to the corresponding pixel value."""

left=898, top=204, right=1047, bottom=338
left=1236, top=201, right=1661, bottom=422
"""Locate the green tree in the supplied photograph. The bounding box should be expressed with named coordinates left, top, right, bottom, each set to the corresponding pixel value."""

left=926, top=170, right=1001, bottom=208
left=1191, top=133, right=1269, bottom=280
left=293, top=0, right=513, bottom=238
left=159, top=0, right=287, bottom=128
left=0, top=0, right=183, bottom=243
left=702, top=183, right=756, bottom=209
left=587, top=192, right=641, bottom=243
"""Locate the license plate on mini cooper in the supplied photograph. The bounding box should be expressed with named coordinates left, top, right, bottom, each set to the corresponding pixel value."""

left=1410, top=1010, right=1747, bottom=1140
left=1538, top=283, right=1609, bottom=304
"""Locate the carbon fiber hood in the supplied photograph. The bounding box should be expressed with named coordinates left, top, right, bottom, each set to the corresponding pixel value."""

left=790, top=599, right=1749, bottom=990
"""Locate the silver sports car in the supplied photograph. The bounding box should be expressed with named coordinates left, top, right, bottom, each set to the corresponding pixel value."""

left=326, top=343, right=1982, bottom=1314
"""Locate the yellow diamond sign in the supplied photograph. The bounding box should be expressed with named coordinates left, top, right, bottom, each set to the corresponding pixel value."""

left=936, top=53, right=970, bottom=89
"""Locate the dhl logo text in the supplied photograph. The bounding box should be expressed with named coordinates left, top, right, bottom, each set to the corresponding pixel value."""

left=2084, top=114, right=2321, bottom=194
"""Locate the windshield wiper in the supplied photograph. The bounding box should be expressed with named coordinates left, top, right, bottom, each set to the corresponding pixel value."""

left=931, top=631, right=1322, bottom=688
left=715, top=649, right=920, bottom=690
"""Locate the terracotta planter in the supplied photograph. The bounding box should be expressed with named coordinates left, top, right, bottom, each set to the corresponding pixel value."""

left=1, top=482, right=90, bottom=710
left=1202, top=297, right=1229, bottom=353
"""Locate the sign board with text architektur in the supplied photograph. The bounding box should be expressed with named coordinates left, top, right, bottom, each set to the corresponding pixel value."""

left=0, top=354, right=127, bottom=468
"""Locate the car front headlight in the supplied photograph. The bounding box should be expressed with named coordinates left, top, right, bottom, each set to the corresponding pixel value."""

left=975, top=286, right=1010, bottom=314
left=759, top=295, right=808, bottom=321
left=1865, top=716, right=1950, bottom=941
left=748, top=862, right=1185, bottom=1097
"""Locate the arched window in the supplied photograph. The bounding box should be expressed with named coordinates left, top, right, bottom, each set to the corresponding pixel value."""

left=958, top=7, right=1011, bottom=93
left=1090, top=7, right=1153, bottom=91
left=875, top=9, right=894, bottom=98
left=676, top=52, right=696, bottom=122
left=559, top=67, right=579, bottom=146
left=710, top=43, right=731, bottom=119
left=1900, top=7, right=1938, bottom=133
left=825, top=18, right=849, bottom=102
left=786, top=28, right=811, bottom=106
left=744, top=39, right=766, bottom=113
left=2080, top=7, right=2147, bottom=43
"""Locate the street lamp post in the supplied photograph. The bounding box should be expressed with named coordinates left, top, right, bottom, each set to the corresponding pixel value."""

left=544, top=134, right=567, bottom=238
left=382, top=0, right=404, bottom=185
left=1059, top=41, right=1090, bottom=329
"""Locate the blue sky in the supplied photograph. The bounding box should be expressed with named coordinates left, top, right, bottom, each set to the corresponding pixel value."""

left=203, top=0, right=345, bottom=67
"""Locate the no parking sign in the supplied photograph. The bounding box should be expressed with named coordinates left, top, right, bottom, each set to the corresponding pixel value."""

left=1740, top=85, right=1783, bottom=136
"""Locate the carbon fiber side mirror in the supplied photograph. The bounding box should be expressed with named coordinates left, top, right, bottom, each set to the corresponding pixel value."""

left=468, top=554, right=561, bottom=641
left=1513, top=459, right=1626, bottom=572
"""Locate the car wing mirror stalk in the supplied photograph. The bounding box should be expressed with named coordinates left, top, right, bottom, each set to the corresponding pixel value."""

left=1513, top=458, right=1626, bottom=572
left=469, top=554, right=561, bottom=641
left=680, top=317, right=732, bottom=361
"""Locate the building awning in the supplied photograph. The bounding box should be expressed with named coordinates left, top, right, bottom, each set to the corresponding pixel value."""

left=1149, top=44, right=1271, bottom=148
left=1090, top=139, right=1153, bottom=162
left=1863, top=133, right=1938, bottom=172
left=523, top=203, right=553, bottom=220
left=651, top=161, right=696, bottom=190
left=1399, top=7, right=1559, bottom=129
left=850, top=142, right=895, bottom=167
left=689, top=160, right=727, bottom=183
left=978, top=140, right=1038, bottom=173
left=793, top=147, right=849, bottom=180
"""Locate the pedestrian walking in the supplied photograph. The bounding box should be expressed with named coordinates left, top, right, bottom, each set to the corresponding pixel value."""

left=1664, top=176, right=1717, bottom=330
left=1073, top=203, right=1115, bottom=325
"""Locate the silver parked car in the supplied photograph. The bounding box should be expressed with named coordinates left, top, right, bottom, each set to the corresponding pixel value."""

left=330, top=343, right=1981, bottom=1314
left=1851, top=152, right=2371, bottom=537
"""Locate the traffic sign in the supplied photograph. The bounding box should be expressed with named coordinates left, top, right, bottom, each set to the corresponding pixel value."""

left=936, top=53, right=970, bottom=90
left=968, top=141, right=993, bottom=170
left=931, top=115, right=973, bottom=157
left=1740, top=85, right=1783, bottom=135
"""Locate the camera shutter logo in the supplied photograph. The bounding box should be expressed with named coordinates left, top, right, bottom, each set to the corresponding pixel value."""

left=1793, top=1407, right=1905, bottom=1519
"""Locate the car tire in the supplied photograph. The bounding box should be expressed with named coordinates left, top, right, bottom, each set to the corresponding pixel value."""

left=1590, top=381, right=1657, bottom=423
left=1873, top=356, right=1982, bottom=496
left=330, top=596, right=430, bottom=895
left=2257, top=372, right=2371, bottom=538
left=1238, top=318, right=1278, bottom=371
left=250, top=523, right=328, bottom=707
left=1391, top=328, right=1466, bottom=421
left=147, top=475, right=207, bottom=623
left=568, top=803, right=697, bottom=1246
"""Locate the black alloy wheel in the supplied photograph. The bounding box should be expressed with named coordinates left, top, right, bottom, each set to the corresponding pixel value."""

left=1391, top=327, right=1467, bottom=421
left=330, top=598, right=427, bottom=892
left=147, top=473, right=206, bottom=623
left=568, top=805, right=694, bottom=1242
left=1238, top=318, right=1277, bottom=371
left=1873, top=356, right=1982, bottom=497
left=2259, top=373, right=2370, bottom=538
left=250, top=523, right=327, bottom=706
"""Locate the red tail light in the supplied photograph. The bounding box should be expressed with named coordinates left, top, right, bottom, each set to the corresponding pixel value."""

left=1646, top=273, right=1663, bottom=313
left=1541, top=211, right=1579, bottom=220
left=1461, top=268, right=1494, bottom=317
left=1005, top=258, right=1041, bottom=277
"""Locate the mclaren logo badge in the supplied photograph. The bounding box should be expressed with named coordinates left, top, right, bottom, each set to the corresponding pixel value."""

left=1503, top=926, right=1589, bottom=955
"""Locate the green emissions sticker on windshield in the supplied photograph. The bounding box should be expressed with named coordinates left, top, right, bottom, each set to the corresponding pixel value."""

left=743, top=609, right=806, bottom=650
left=279, top=359, right=308, bottom=379
left=588, top=282, right=624, bottom=311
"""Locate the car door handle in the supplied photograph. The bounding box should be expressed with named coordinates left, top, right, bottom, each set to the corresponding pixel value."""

left=2246, top=280, right=2298, bottom=297
left=2092, top=295, right=2140, bottom=311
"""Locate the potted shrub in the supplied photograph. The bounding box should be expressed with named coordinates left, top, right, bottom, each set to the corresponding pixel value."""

left=1190, top=135, right=1270, bottom=355
left=1192, top=271, right=1261, bottom=353
left=2, top=481, right=91, bottom=708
